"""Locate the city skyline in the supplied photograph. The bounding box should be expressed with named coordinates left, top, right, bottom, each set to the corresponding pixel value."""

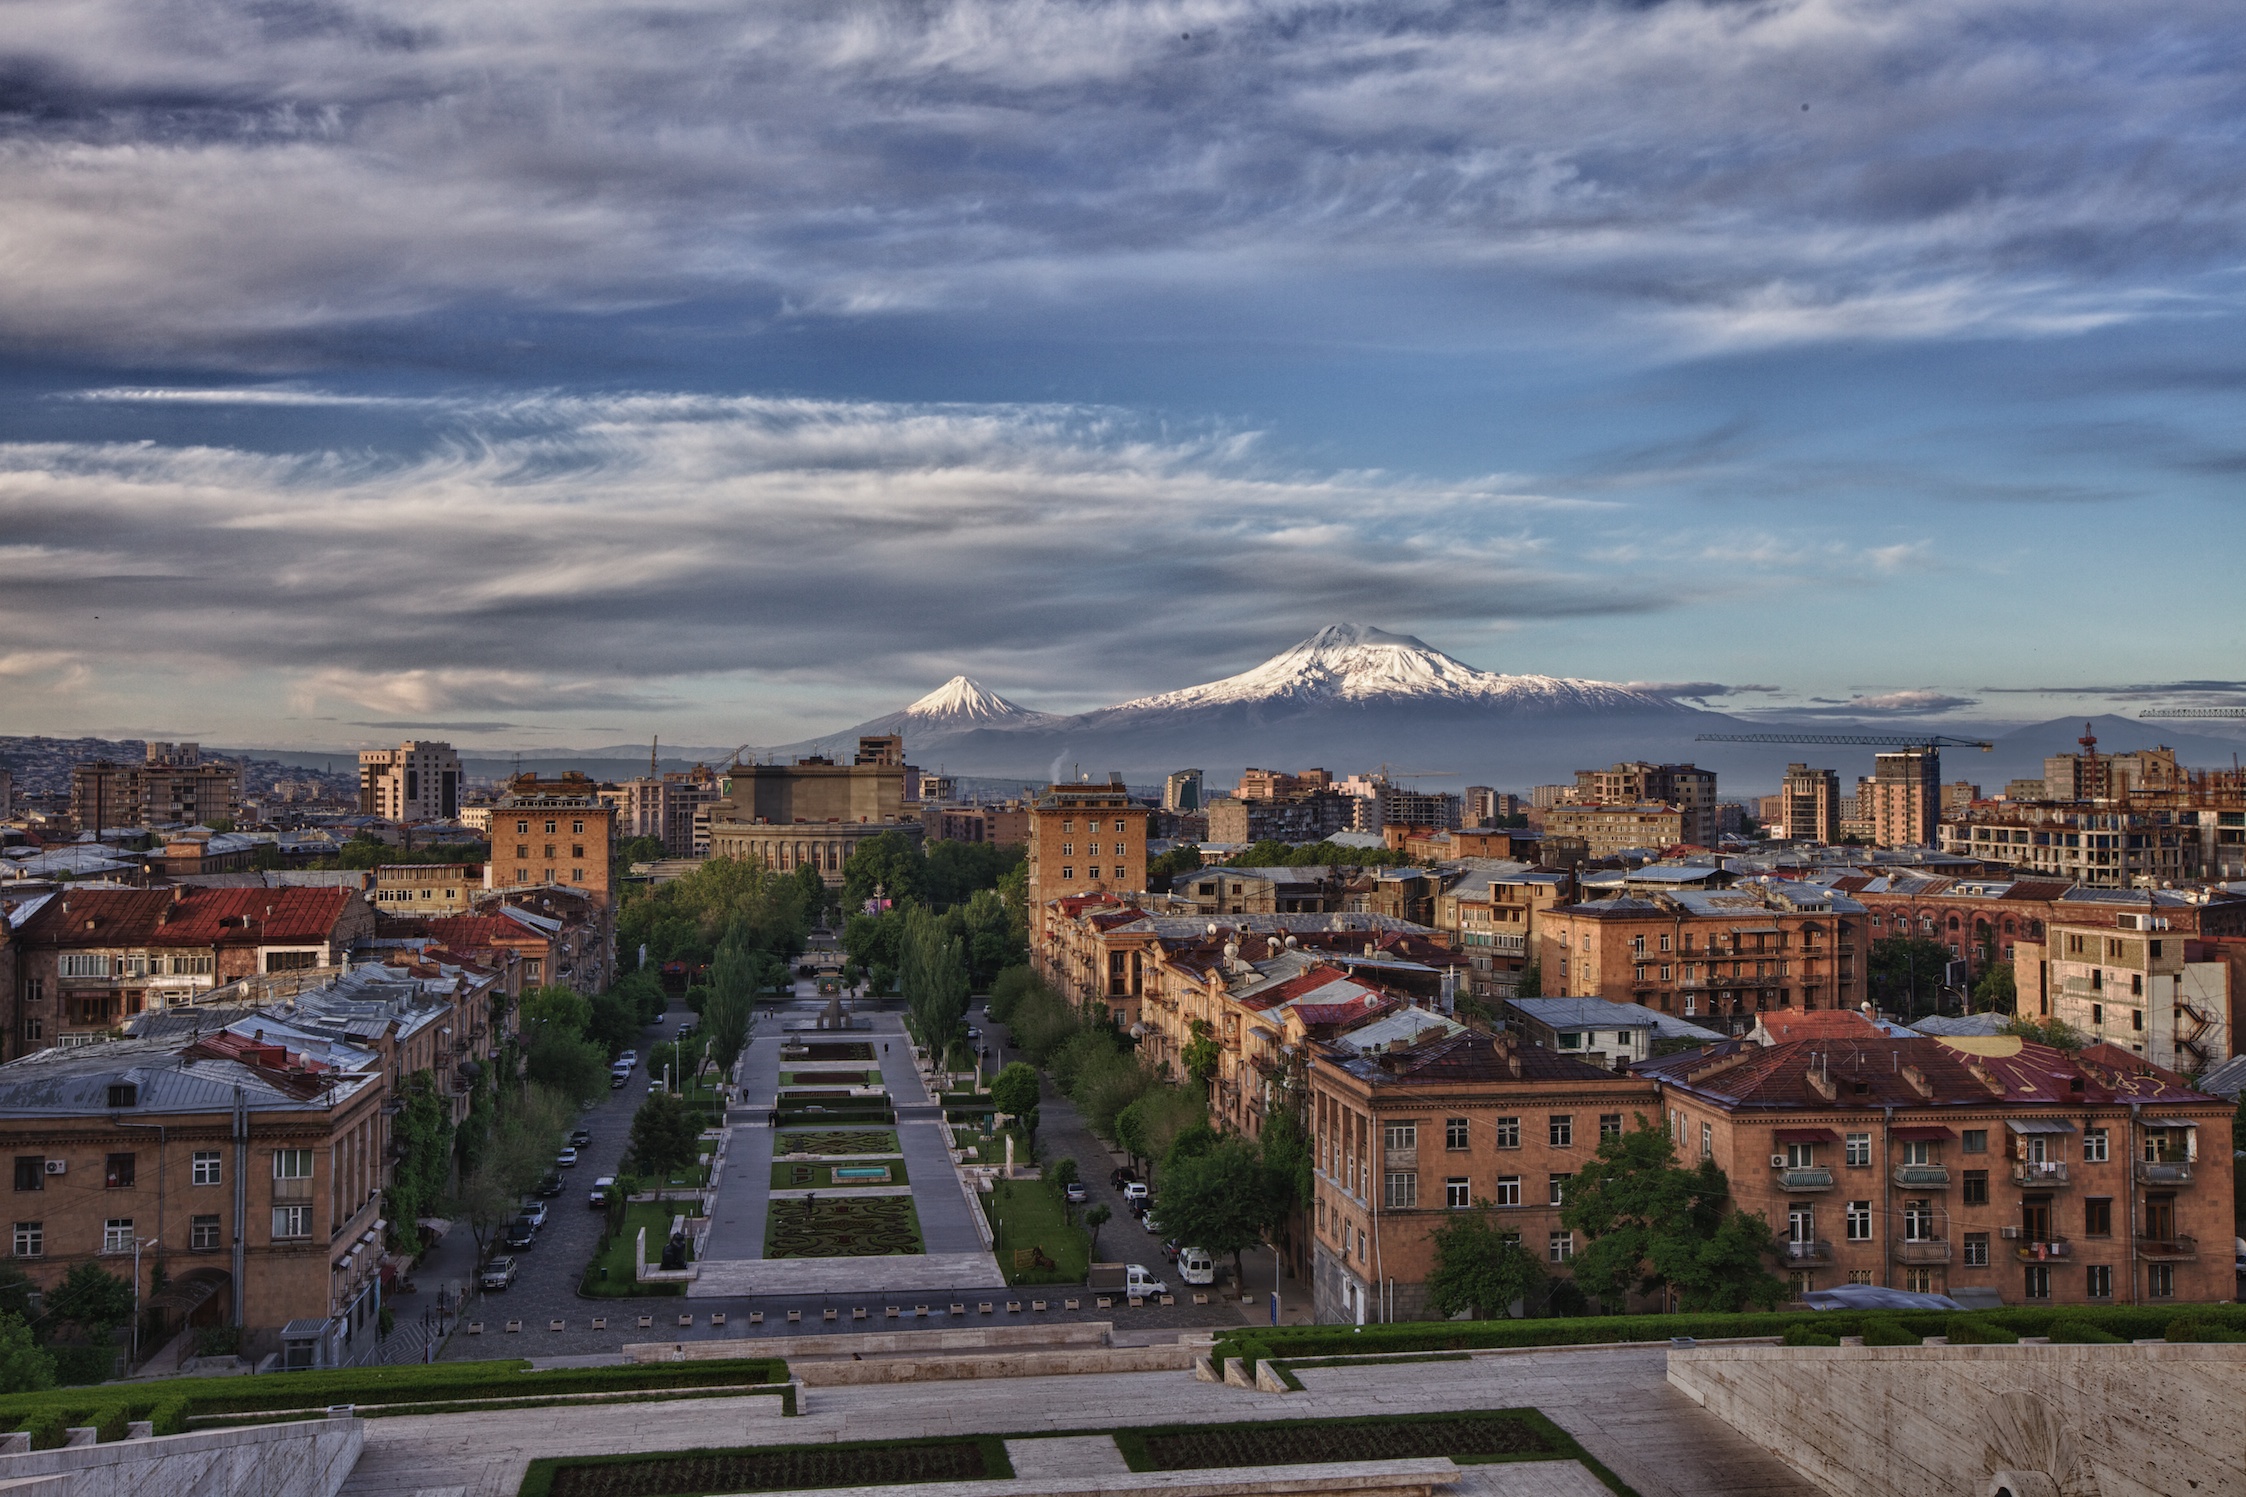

left=2, top=0, right=2242, bottom=748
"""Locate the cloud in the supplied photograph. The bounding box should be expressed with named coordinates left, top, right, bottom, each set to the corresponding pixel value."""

left=1981, top=680, right=2246, bottom=701
left=0, top=0, right=2238, bottom=361
left=1625, top=682, right=1785, bottom=700
left=346, top=720, right=523, bottom=734
left=1776, top=690, right=1984, bottom=716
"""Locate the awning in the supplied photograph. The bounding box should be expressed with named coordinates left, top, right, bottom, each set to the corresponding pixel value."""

left=2142, top=1118, right=2200, bottom=1129
left=147, top=1267, right=229, bottom=1315
left=1890, top=1125, right=1956, bottom=1142
left=2006, top=1119, right=2077, bottom=1135
left=1774, top=1127, right=1840, bottom=1144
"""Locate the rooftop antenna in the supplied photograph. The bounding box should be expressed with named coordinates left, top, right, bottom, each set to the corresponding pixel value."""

left=651, top=735, right=659, bottom=777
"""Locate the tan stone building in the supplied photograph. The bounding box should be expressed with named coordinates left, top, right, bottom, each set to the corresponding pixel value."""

left=1573, top=762, right=1718, bottom=847
left=372, top=862, right=481, bottom=916
left=705, top=746, right=921, bottom=886
left=1645, top=1027, right=2237, bottom=1307
left=356, top=741, right=463, bottom=822
left=2018, top=915, right=2231, bottom=1074
left=1025, top=781, right=1148, bottom=951
left=1775, top=763, right=1840, bottom=844
left=1865, top=747, right=1942, bottom=849
left=69, top=745, right=246, bottom=834
left=487, top=775, right=617, bottom=906
left=1539, top=802, right=1686, bottom=860
left=1310, top=1026, right=1657, bottom=1322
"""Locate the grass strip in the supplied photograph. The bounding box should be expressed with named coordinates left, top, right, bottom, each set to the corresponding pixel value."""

left=1113, top=1409, right=1555, bottom=1473
left=521, top=1432, right=1010, bottom=1497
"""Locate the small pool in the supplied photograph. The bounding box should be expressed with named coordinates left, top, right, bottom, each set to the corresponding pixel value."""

left=831, top=1165, right=893, bottom=1184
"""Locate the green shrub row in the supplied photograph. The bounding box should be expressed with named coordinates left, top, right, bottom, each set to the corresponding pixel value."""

left=1214, top=1302, right=2246, bottom=1363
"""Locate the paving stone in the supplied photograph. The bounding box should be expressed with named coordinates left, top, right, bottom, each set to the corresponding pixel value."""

left=1003, top=1435, right=1130, bottom=1480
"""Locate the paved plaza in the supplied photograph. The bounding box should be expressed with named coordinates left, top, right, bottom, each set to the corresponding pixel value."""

left=339, top=1344, right=1813, bottom=1497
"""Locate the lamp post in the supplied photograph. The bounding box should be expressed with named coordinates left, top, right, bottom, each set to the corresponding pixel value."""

left=131, top=1235, right=161, bottom=1366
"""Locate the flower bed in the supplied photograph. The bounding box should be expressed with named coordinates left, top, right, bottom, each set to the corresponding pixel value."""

left=779, top=1129, right=897, bottom=1156
left=771, top=1161, right=905, bottom=1189
left=764, top=1194, right=924, bottom=1258
left=786, top=1042, right=875, bottom=1062
left=524, top=1435, right=1010, bottom=1497
left=1116, top=1411, right=1553, bottom=1473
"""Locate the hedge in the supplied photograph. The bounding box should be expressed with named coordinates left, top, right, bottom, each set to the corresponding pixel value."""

left=1214, top=1303, right=2246, bottom=1366
left=19, top=1408, right=67, bottom=1450
left=519, top=1432, right=1010, bottom=1497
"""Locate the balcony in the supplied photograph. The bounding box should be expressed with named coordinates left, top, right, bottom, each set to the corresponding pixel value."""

left=2136, top=1235, right=2198, bottom=1261
left=1774, top=1166, right=1835, bottom=1193
left=1892, top=1239, right=1952, bottom=1265
left=1783, top=1239, right=1834, bottom=1264
left=2012, top=1237, right=2071, bottom=1263
left=2010, top=1160, right=2070, bottom=1187
left=1891, top=1164, right=1950, bottom=1189
left=2134, top=1158, right=2193, bottom=1186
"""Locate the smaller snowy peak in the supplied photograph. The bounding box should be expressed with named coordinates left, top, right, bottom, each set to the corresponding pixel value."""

left=904, top=675, right=1037, bottom=725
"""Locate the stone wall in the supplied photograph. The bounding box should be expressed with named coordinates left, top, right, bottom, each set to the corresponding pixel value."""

left=0, top=1415, right=361, bottom=1497
left=1668, top=1341, right=2246, bottom=1497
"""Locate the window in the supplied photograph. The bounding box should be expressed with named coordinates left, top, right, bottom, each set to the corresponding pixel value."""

left=544, top=820, right=557, bottom=834
left=105, top=1153, right=135, bottom=1189
left=1963, top=1232, right=1989, bottom=1267
left=1383, top=1172, right=1417, bottom=1210
left=1494, top=1176, right=1521, bottom=1207
left=1785, top=1142, right=1816, bottom=1169
left=58, top=954, right=108, bottom=979
left=1548, top=1173, right=1571, bottom=1206
left=2023, top=1264, right=2051, bottom=1300
left=1845, top=1132, right=1871, bottom=1167
left=1903, top=1268, right=1936, bottom=1295
left=2084, top=1198, right=2112, bottom=1237
left=1962, top=1170, right=1988, bottom=1206
left=1599, top=1112, right=1623, bottom=1141
left=11, top=1223, right=40, bottom=1258
left=571, top=844, right=585, bottom=859
left=1547, top=1231, right=1574, bottom=1263
left=12, top=1158, right=42, bottom=1193
left=1548, top=1115, right=1573, bottom=1148
left=21, top=980, right=40, bottom=1004
left=2085, top=1264, right=2112, bottom=1299
left=1445, top=1117, right=1469, bottom=1151
left=1845, top=1200, right=1872, bottom=1241
left=1493, top=1117, right=1520, bottom=1149
left=191, top=1215, right=221, bottom=1251
left=192, top=1151, right=221, bottom=1186
left=273, top=1149, right=313, bottom=1180
left=1446, top=1178, right=1471, bottom=1209
left=2147, top=1263, right=2174, bottom=1299
left=1384, top=1123, right=1417, bottom=1151
left=2082, top=1128, right=2108, bottom=1163
left=271, top=1205, right=311, bottom=1240
left=103, top=1219, right=133, bottom=1255
left=1903, top=1198, right=1935, bottom=1241
left=572, top=820, right=585, bottom=835
left=1558, top=1031, right=1582, bottom=1049
left=1961, top=1129, right=1987, bottom=1155
left=1700, top=1121, right=1712, bottom=1159
left=1847, top=1269, right=1873, bottom=1285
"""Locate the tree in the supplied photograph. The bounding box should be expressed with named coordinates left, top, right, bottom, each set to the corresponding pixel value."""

left=384, top=1070, right=454, bottom=1239
left=1869, top=935, right=1954, bottom=1017
left=842, top=829, right=927, bottom=912
left=46, top=1262, right=133, bottom=1341
left=1257, top=1095, right=1312, bottom=1269
left=901, top=906, right=971, bottom=1065
left=1154, top=1137, right=1268, bottom=1285
left=585, top=991, right=641, bottom=1057
left=0, top=1315, right=54, bottom=1394
left=525, top=1029, right=610, bottom=1104
left=1085, top=1204, right=1112, bottom=1259
left=1145, top=845, right=1203, bottom=892
left=702, top=923, right=759, bottom=1077
left=627, top=1090, right=702, bottom=1179
left=991, top=1062, right=1042, bottom=1137
left=520, top=985, right=593, bottom=1041
left=2005, top=1014, right=2087, bottom=1051
left=1180, top=1020, right=1220, bottom=1087
left=1971, top=961, right=2018, bottom=1014
left=1425, top=1210, right=1544, bottom=1320
left=0, top=1263, right=34, bottom=1323
left=1114, top=1085, right=1204, bottom=1179
left=1511, top=960, right=1542, bottom=1000
left=1561, top=1118, right=1783, bottom=1313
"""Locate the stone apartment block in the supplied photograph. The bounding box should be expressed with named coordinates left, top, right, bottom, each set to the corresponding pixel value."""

left=69, top=745, right=246, bottom=834
left=1646, top=1026, right=2236, bottom=1308
left=1024, top=782, right=1149, bottom=952
left=356, top=741, right=462, bottom=822
left=487, top=775, right=617, bottom=906
left=1205, top=792, right=1356, bottom=844
left=2017, top=915, right=2232, bottom=1073
left=1939, top=802, right=2209, bottom=886
left=1865, top=747, right=1942, bottom=849
left=1573, top=762, right=1718, bottom=847
left=1774, top=763, right=1840, bottom=844
left=1435, top=864, right=1575, bottom=1002
left=1538, top=881, right=1866, bottom=1029
left=1309, top=1026, right=1656, bottom=1323
left=0, top=1029, right=389, bottom=1369
left=371, top=862, right=481, bottom=916
left=7, top=887, right=375, bottom=1058
left=1539, top=802, right=1686, bottom=859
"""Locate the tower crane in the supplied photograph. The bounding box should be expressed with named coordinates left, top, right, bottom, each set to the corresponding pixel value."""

left=1694, top=733, right=1994, bottom=751
left=2140, top=708, right=2246, bottom=719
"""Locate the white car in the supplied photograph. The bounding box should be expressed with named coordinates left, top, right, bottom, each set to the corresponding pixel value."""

left=1178, top=1247, right=1216, bottom=1286
left=1124, top=1264, right=1168, bottom=1297
left=1142, top=1212, right=1163, bottom=1236
left=1122, top=1181, right=1150, bottom=1207
left=555, top=1147, right=579, bottom=1168
left=590, top=1175, right=616, bottom=1207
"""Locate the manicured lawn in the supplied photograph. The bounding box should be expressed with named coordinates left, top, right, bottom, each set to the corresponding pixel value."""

left=779, top=1070, right=878, bottom=1085
left=582, top=1203, right=693, bottom=1297
left=780, top=1129, right=898, bottom=1156
left=764, top=1194, right=924, bottom=1258
left=1118, top=1411, right=1552, bottom=1471
left=769, top=1161, right=908, bottom=1189
left=984, top=1178, right=1087, bottom=1285
left=523, top=1435, right=1011, bottom=1497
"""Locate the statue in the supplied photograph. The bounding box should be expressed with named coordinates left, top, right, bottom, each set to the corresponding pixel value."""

left=659, top=1230, right=686, bottom=1271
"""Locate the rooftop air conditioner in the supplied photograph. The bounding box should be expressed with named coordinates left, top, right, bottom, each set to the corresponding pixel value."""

left=42, top=1160, right=63, bottom=1175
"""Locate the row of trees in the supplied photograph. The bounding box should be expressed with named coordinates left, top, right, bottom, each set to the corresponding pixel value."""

left=617, top=856, right=824, bottom=971
left=842, top=831, right=1025, bottom=994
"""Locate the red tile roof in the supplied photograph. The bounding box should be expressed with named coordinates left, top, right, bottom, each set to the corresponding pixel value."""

left=1660, top=1033, right=2218, bottom=1113
left=1755, top=1009, right=1886, bottom=1043
left=15, top=887, right=357, bottom=947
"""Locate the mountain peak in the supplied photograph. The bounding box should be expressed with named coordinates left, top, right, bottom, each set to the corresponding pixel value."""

left=1299, top=622, right=1431, bottom=652
left=904, top=675, right=1034, bottom=724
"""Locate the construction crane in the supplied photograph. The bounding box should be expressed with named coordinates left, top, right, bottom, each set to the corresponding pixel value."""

left=2140, top=708, right=2246, bottom=719
left=1694, top=733, right=1993, bottom=751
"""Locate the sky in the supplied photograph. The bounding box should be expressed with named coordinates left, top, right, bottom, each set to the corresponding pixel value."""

left=1, top=0, right=2243, bottom=753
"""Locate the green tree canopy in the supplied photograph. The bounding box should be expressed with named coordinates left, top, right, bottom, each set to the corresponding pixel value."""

left=1869, top=935, right=1955, bottom=1017
left=2004, top=1013, right=2087, bottom=1051
left=990, top=1061, right=1041, bottom=1121
left=615, top=855, right=815, bottom=968
left=0, top=1315, right=54, bottom=1394
left=842, top=830, right=928, bottom=912
left=525, top=1029, right=610, bottom=1104
left=1425, top=1210, right=1545, bottom=1319
left=519, top=985, right=592, bottom=1041
left=46, top=1262, right=133, bottom=1339
left=1560, top=1118, right=1785, bottom=1313
left=1971, top=961, right=2018, bottom=1014
left=902, top=906, right=972, bottom=1064
left=627, top=1090, right=703, bottom=1179
left=1154, top=1136, right=1268, bottom=1284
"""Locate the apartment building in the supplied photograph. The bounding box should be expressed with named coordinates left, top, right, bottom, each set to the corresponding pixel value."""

left=706, top=752, right=919, bottom=886
left=1439, top=866, right=1575, bottom=1002
left=0, top=1029, right=388, bottom=1369
left=7, top=887, right=375, bottom=1057
left=1205, top=792, right=1355, bottom=844
left=1538, top=881, right=1867, bottom=1027
left=928, top=801, right=1030, bottom=847
left=1024, top=781, right=1149, bottom=950
left=2016, top=915, right=2232, bottom=1073
left=69, top=746, right=247, bottom=834
left=1464, top=787, right=1521, bottom=827
left=1773, top=764, right=1840, bottom=844
left=487, top=775, right=617, bottom=906
left=1309, top=1026, right=1657, bottom=1323
left=1572, top=762, right=1717, bottom=847
left=356, top=741, right=462, bottom=822
left=1939, top=803, right=2208, bottom=886
left=1163, top=770, right=1205, bottom=814
left=1863, top=748, right=1942, bottom=849
left=371, top=862, right=480, bottom=916
left=1646, top=1029, right=2235, bottom=1307
left=1539, top=802, right=1686, bottom=860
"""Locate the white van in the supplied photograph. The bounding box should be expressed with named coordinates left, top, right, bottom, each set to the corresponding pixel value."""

left=1177, top=1247, right=1216, bottom=1286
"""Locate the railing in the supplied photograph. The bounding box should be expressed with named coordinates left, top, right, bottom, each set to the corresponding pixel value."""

left=1784, top=1239, right=1834, bottom=1263
left=2135, top=1235, right=2198, bottom=1261
left=1891, top=1239, right=1952, bottom=1264
left=1774, top=1167, right=1835, bottom=1193
left=2013, top=1236, right=2071, bottom=1262
left=2134, top=1158, right=2193, bottom=1186
left=1891, top=1164, right=1951, bottom=1188
left=2011, top=1160, right=2070, bottom=1186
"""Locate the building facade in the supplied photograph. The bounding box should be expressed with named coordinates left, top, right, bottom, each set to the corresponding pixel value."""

left=1163, top=770, right=1205, bottom=814
left=1572, top=762, right=1718, bottom=847
left=1025, top=782, right=1149, bottom=951
left=356, top=742, right=463, bottom=823
left=1539, top=803, right=1686, bottom=859
left=1776, top=764, right=1840, bottom=845
left=486, top=777, right=617, bottom=906
left=1866, top=748, right=1942, bottom=849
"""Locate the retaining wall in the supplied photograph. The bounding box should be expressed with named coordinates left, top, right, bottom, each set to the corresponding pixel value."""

left=0, top=1414, right=361, bottom=1497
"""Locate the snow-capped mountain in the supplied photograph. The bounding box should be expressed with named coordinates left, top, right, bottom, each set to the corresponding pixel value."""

left=1102, top=624, right=1676, bottom=716
left=766, top=675, right=1057, bottom=761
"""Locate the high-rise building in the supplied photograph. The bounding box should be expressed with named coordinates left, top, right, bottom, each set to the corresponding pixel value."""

left=1777, top=763, right=1840, bottom=844
left=488, top=773, right=618, bottom=905
left=1026, top=779, right=1148, bottom=950
left=68, top=745, right=244, bottom=832
left=1571, top=761, right=1718, bottom=846
left=1464, top=786, right=1498, bottom=826
left=357, top=741, right=463, bottom=821
left=1866, top=748, right=1942, bottom=848
left=1162, top=769, right=1205, bottom=813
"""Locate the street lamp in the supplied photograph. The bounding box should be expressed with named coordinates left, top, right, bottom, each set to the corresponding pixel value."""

left=130, top=1236, right=161, bottom=1366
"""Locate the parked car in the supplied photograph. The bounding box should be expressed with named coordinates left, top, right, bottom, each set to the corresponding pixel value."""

left=1178, top=1246, right=1217, bottom=1286
left=966, top=1027, right=982, bottom=1041
left=480, top=1256, right=518, bottom=1292
left=1063, top=1181, right=1088, bottom=1204
left=518, top=1199, right=549, bottom=1230
left=1142, top=1212, right=1163, bottom=1236
left=618, top=1050, right=637, bottom=1067
left=1121, top=1180, right=1149, bottom=1207
left=502, top=1217, right=537, bottom=1251
left=535, top=1172, right=565, bottom=1198
left=1110, top=1166, right=1138, bottom=1190
left=590, top=1175, right=616, bottom=1207
left=610, top=1070, right=630, bottom=1089
left=556, top=1146, right=579, bottom=1168
left=569, top=1127, right=592, bottom=1148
